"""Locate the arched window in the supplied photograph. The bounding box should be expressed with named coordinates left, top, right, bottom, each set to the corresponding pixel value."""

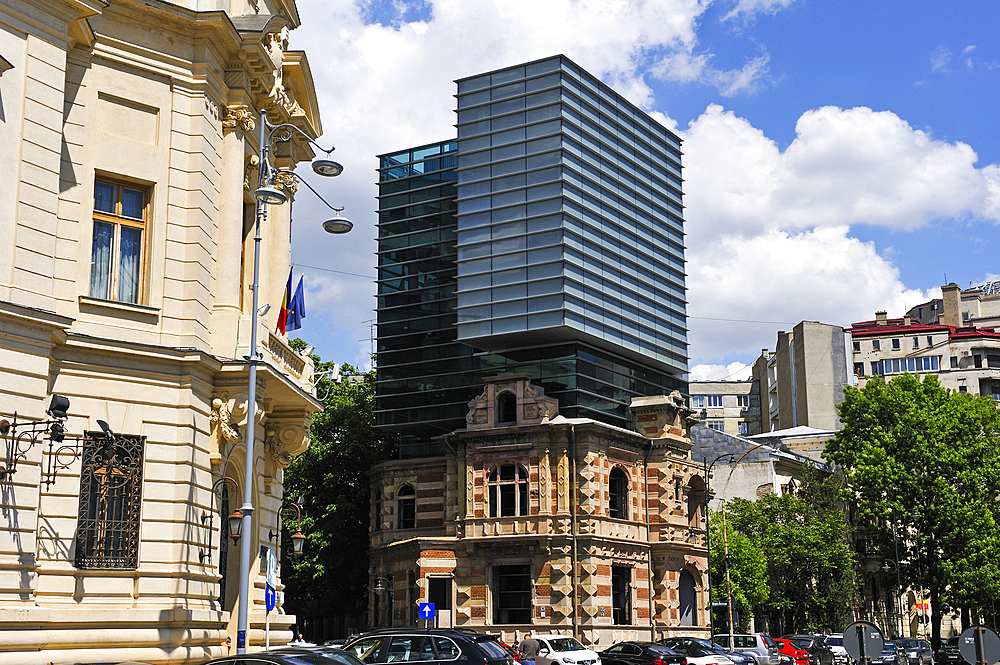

left=397, top=485, right=415, bottom=529
left=687, top=475, right=706, bottom=527
left=488, top=464, right=528, bottom=517
left=679, top=569, right=696, bottom=626
left=609, top=467, right=629, bottom=519
left=497, top=391, right=517, bottom=423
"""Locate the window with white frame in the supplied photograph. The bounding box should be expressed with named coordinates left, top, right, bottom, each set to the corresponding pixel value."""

left=737, top=395, right=749, bottom=407
left=90, top=178, right=149, bottom=304
left=690, top=396, right=705, bottom=408
left=707, top=395, right=723, bottom=407
left=488, top=464, right=528, bottom=517
left=706, top=419, right=724, bottom=432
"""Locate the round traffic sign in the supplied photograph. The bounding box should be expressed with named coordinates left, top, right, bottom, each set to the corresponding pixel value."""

left=843, top=621, right=884, bottom=662
left=958, top=626, right=1000, bottom=665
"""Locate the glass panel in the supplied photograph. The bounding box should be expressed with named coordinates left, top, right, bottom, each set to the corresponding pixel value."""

left=90, top=221, right=114, bottom=299
left=94, top=182, right=116, bottom=213
left=117, top=226, right=142, bottom=303
left=120, top=188, right=144, bottom=219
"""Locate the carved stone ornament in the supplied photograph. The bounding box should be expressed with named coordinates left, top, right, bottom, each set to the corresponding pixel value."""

left=265, top=424, right=293, bottom=469
left=211, top=398, right=242, bottom=445
left=244, top=154, right=259, bottom=192
left=273, top=171, right=299, bottom=195
left=223, top=105, right=256, bottom=133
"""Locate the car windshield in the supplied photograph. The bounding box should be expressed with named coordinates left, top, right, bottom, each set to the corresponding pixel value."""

left=898, top=641, right=919, bottom=649
left=479, top=640, right=510, bottom=660
left=547, top=638, right=586, bottom=652
left=763, top=636, right=776, bottom=648
left=883, top=644, right=898, bottom=652
left=791, top=641, right=814, bottom=649
left=826, top=638, right=843, bottom=647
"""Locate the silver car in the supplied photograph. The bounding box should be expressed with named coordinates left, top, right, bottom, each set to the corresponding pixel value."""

left=711, top=634, right=780, bottom=665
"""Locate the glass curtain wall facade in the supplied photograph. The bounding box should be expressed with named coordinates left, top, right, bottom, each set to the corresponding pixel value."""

left=376, top=55, right=688, bottom=457
left=453, top=55, right=687, bottom=376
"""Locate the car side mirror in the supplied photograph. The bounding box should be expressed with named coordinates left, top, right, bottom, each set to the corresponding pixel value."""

left=540, top=648, right=550, bottom=655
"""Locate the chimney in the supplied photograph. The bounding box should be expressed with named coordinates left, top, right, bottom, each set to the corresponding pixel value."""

left=875, top=311, right=888, bottom=326
left=942, top=283, right=961, bottom=327
left=904, top=316, right=911, bottom=326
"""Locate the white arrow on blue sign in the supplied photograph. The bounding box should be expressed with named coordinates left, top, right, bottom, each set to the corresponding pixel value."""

left=419, top=602, right=435, bottom=619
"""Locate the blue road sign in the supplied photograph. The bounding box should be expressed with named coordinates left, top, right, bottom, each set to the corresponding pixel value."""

left=419, top=602, right=435, bottom=619
left=265, top=585, right=276, bottom=612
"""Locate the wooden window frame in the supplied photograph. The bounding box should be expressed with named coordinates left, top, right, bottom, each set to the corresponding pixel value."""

left=90, top=176, right=151, bottom=305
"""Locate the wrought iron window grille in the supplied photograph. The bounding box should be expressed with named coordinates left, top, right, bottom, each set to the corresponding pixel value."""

left=74, top=431, right=145, bottom=570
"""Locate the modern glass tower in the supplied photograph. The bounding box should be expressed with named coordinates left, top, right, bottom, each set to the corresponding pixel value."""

left=376, top=55, right=688, bottom=456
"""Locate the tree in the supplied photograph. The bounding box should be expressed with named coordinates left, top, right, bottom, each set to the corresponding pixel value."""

left=824, top=374, right=1000, bottom=647
left=726, top=466, right=857, bottom=634
left=709, top=509, right=769, bottom=632
left=280, top=345, right=396, bottom=636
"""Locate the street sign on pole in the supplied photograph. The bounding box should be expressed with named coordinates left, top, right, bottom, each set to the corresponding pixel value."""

left=419, top=602, right=435, bottom=620
left=844, top=620, right=883, bottom=664
left=959, top=626, right=1000, bottom=665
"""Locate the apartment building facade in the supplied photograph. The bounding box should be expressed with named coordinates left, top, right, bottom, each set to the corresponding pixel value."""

left=0, top=1, right=325, bottom=661
left=688, top=380, right=760, bottom=436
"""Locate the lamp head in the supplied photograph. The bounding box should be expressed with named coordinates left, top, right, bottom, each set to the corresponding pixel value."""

left=254, top=185, right=288, bottom=205
left=47, top=394, right=70, bottom=420
left=228, top=509, right=244, bottom=540
left=290, top=531, right=306, bottom=556
left=312, top=158, right=343, bottom=177
left=323, top=215, right=353, bottom=235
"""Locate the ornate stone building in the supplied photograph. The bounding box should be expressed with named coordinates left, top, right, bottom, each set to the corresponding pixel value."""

left=0, top=0, right=326, bottom=662
left=370, top=374, right=710, bottom=647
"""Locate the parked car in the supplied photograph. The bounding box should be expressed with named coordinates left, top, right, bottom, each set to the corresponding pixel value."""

left=657, top=637, right=736, bottom=665
left=897, top=639, right=934, bottom=665
left=599, top=641, right=687, bottom=665
left=711, top=634, right=780, bottom=665
left=936, top=637, right=962, bottom=665
left=781, top=636, right=834, bottom=665
left=773, top=638, right=810, bottom=665
left=872, top=642, right=907, bottom=665
left=201, top=646, right=368, bottom=665
left=535, top=634, right=602, bottom=665
left=823, top=635, right=848, bottom=665
left=343, top=629, right=514, bottom=665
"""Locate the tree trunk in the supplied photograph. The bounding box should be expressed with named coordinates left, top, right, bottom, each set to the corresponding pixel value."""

left=930, top=585, right=942, bottom=651
left=961, top=606, right=971, bottom=632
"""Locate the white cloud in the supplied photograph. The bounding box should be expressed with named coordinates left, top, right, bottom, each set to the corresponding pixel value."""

left=690, top=362, right=753, bottom=382
left=652, top=51, right=771, bottom=96
left=682, top=104, right=1000, bottom=240
left=722, top=0, right=799, bottom=21
left=931, top=46, right=950, bottom=72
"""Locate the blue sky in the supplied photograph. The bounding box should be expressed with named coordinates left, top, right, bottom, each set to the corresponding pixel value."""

left=288, top=0, right=999, bottom=380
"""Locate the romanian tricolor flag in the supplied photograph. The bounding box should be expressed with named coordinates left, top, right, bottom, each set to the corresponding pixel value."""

left=277, top=268, right=306, bottom=335
left=277, top=268, right=293, bottom=335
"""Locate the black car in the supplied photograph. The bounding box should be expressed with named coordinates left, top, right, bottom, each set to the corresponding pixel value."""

left=599, top=641, right=688, bottom=665
left=872, top=642, right=906, bottom=665
left=659, top=637, right=755, bottom=665
left=936, top=637, right=961, bottom=665
left=343, top=629, right=514, bottom=665
left=201, top=646, right=367, bottom=665
left=897, top=639, right=934, bottom=665
left=781, top=636, right=834, bottom=665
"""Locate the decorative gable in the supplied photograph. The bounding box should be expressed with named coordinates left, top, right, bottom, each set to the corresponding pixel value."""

left=466, top=373, right=559, bottom=430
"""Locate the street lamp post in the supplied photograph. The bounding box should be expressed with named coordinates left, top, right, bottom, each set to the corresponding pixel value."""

left=374, top=576, right=394, bottom=627
left=703, top=453, right=734, bottom=639
left=235, top=109, right=351, bottom=655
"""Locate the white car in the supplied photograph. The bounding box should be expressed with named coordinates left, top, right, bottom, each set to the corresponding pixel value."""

left=535, top=634, right=602, bottom=665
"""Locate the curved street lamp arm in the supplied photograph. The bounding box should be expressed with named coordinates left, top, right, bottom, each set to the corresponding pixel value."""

left=264, top=121, right=336, bottom=157
left=271, top=169, right=343, bottom=212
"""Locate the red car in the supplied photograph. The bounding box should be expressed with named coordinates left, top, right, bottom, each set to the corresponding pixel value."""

left=774, top=639, right=809, bottom=665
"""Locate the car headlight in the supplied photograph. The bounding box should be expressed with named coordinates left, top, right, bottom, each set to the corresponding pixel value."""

left=564, top=659, right=576, bottom=663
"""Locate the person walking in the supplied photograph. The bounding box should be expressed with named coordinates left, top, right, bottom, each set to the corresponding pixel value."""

left=520, top=634, right=540, bottom=665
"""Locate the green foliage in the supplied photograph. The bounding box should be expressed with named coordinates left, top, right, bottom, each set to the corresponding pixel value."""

left=725, top=466, right=856, bottom=633
left=709, top=510, right=769, bottom=631
left=280, top=347, right=396, bottom=618
left=825, top=374, right=1000, bottom=642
